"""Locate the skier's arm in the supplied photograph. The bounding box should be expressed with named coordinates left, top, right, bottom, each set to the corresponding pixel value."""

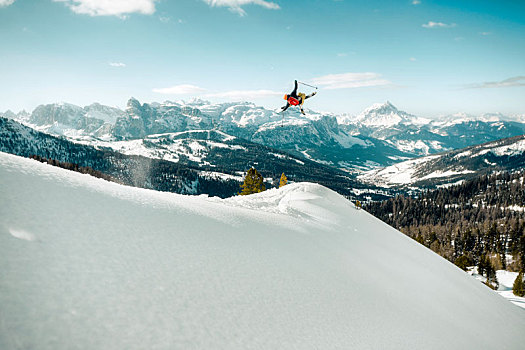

left=281, top=103, right=290, bottom=111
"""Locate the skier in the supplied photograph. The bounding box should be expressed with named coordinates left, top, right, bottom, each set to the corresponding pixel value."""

left=281, top=80, right=317, bottom=115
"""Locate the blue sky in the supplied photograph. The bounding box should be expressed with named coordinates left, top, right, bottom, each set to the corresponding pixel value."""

left=1, top=0, right=524, bottom=116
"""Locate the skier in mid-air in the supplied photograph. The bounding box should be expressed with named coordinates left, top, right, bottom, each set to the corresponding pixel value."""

left=281, top=80, right=317, bottom=115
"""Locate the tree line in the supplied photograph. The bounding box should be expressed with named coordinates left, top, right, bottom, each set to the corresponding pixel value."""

left=29, top=155, right=118, bottom=183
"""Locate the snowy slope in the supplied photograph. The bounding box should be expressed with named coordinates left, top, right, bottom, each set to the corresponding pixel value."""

left=1, top=151, right=525, bottom=349
left=75, top=130, right=245, bottom=165
left=359, top=134, right=525, bottom=188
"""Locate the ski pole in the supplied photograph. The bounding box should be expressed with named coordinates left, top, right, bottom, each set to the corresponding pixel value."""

left=297, top=81, right=318, bottom=89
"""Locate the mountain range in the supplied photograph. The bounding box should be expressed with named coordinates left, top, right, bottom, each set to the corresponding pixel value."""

left=2, top=98, right=525, bottom=197
left=4, top=98, right=525, bottom=173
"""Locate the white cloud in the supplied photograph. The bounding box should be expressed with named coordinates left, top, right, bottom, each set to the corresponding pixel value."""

left=412, top=0, right=421, bottom=5
left=0, top=0, right=15, bottom=7
left=206, top=89, right=281, bottom=99
left=480, top=31, right=491, bottom=36
left=422, top=21, right=456, bottom=28
left=310, top=72, right=391, bottom=90
left=202, top=0, right=280, bottom=16
left=53, top=0, right=157, bottom=17
left=409, top=57, right=417, bottom=61
left=153, top=85, right=207, bottom=95
left=109, top=62, right=126, bottom=67
left=466, top=76, right=525, bottom=89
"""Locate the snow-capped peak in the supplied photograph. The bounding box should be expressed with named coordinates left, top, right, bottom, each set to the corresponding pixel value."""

left=363, top=101, right=398, bottom=115
left=355, top=101, right=430, bottom=127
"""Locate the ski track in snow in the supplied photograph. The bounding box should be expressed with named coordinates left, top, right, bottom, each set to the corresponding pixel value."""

left=1, top=151, right=525, bottom=350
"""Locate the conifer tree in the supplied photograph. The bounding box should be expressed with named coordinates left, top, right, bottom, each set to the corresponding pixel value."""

left=484, top=256, right=499, bottom=290
left=415, top=232, right=425, bottom=246
left=279, top=172, right=287, bottom=188
left=513, top=271, right=525, bottom=297
left=454, top=255, right=471, bottom=271
left=239, top=167, right=266, bottom=195
left=478, top=254, right=488, bottom=276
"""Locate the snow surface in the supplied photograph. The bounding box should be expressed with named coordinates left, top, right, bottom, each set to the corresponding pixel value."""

left=468, top=270, right=525, bottom=309
left=71, top=131, right=247, bottom=166
left=1, top=151, right=525, bottom=349
left=386, top=139, right=432, bottom=155
left=358, top=155, right=441, bottom=186
left=420, top=169, right=475, bottom=180
left=490, top=139, right=525, bottom=157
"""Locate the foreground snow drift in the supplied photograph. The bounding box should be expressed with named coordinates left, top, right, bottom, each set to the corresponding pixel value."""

left=1, top=152, right=524, bottom=349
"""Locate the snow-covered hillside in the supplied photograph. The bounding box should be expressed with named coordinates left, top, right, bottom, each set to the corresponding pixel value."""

left=1, top=151, right=525, bottom=349
left=75, top=129, right=243, bottom=165
left=359, top=134, right=525, bottom=188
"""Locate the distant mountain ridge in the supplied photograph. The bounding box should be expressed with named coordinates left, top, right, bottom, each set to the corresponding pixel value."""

left=3, top=98, right=525, bottom=172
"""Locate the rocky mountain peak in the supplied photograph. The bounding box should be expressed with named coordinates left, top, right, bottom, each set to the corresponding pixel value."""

left=364, top=101, right=397, bottom=114
left=126, top=97, right=142, bottom=110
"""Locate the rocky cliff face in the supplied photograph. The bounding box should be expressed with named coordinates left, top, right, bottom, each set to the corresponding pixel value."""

left=113, top=98, right=215, bottom=139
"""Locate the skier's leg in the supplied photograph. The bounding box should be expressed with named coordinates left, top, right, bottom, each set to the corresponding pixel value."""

left=305, top=91, right=317, bottom=100
left=290, top=80, right=298, bottom=97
